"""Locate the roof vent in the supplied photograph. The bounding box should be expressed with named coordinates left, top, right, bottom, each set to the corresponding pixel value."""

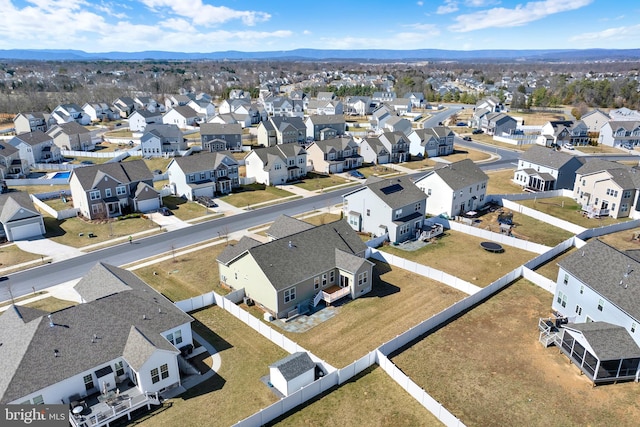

left=54, top=349, right=59, bottom=358
left=143, top=314, right=147, bottom=320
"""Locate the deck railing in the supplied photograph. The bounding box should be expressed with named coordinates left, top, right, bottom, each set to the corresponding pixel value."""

left=69, top=392, right=159, bottom=427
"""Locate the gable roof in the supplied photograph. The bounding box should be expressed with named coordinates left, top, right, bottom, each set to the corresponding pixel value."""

left=200, top=123, right=242, bottom=136
left=575, top=159, right=629, bottom=176
left=519, top=145, right=583, bottom=169
left=168, top=105, right=198, bottom=118
left=422, top=159, right=489, bottom=191
left=248, top=145, right=306, bottom=167
left=270, top=352, right=315, bottom=381
left=0, top=191, right=40, bottom=224
left=169, top=151, right=237, bottom=174
left=266, top=215, right=315, bottom=240
left=362, top=175, right=425, bottom=209
left=47, top=121, right=90, bottom=137
left=0, top=141, right=19, bottom=157
left=565, top=322, right=640, bottom=360
left=306, top=115, right=345, bottom=125
left=0, top=262, right=191, bottom=404
left=10, top=130, right=52, bottom=147
left=70, top=159, right=152, bottom=190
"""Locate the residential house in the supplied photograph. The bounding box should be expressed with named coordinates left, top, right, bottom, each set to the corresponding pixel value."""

left=140, top=124, right=187, bottom=157
left=0, top=262, right=193, bottom=417
left=51, top=103, right=91, bottom=126
left=8, top=131, right=60, bottom=166
left=383, top=116, right=412, bottom=136
left=13, top=112, right=52, bottom=134
left=513, top=145, right=585, bottom=191
left=369, top=104, right=394, bottom=132
left=598, top=121, right=640, bottom=148
left=609, top=107, right=640, bottom=121
left=162, top=106, right=199, bottom=128
left=228, top=89, right=251, bottom=101
left=372, top=91, right=396, bottom=105
left=403, top=92, right=426, bottom=108
left=134, top=96, right=164, bottom=114
left=112, top=97, right=137, bottom=118
left=244, top=145, right=307, bottom=185
left=265, top=214, right=314, bottom=242
left=378, top=131, right=410, bottom=163
left=359, top=136, right=390, bottom=165
left=257, top=116, right=306, bottom=147
left=475, top=96, right=504, bottom=113
left=217, top=217, right=374, bottom=319
left=305, top=115, right=346, bottom=141
left=82, top=103, right=117, bottom=123
left=387, top=98, right=412, bottom=115
left=128, top=110, right=162, bottom=133
left=573, top=159, right=640, bottom=219
left=208, top=113, right=252, bottom=129
left=200, top=123, right=242, bottom=152
left=306, top=137, right=363, bottom=174
left=343, top=175, right=427, bottom=243
left=414, top=159, right=489, bottom=217
left=0, top=191, right=46, bottom=241
left=69, top=160, right=160, bottom=220
left=581, top=109, right=610, bottom=134
left=540, top=120, right=590, bottom=147
left=187, top=99, right=216, bottom=121
left=0, top=141, right=25, bottom=178
left=479, top=112, right=517, bottom=136
left=164, top=94, right=193, bottom=111
left=167, top=151, right=239, bottom=200
left=344, top=96, right=373, bottom=116
left=408, top=126, right=455, bottom=158
left=307, top=98, right=343, bottom=116
left=550, top=239, right=640, bottom=384
left=47, top=122, right=93, bottom=151
left=269, top=352, right=316, bottom=397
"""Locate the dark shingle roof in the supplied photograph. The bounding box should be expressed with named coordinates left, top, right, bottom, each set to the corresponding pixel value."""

left=520, top=145, right=581, bottom=169
left=575, top=159, right=628, bottom=176
left=170, top=151, right=237, bottom=174
left=217, top=236, right=263, bottom=265
left=0, top=263, right=192, bottom=404
left=200, top=123, right=242, bottom=136
left=565, top=322, right=640, bottom=360
left=10, top=130, right=52, bottom=147
left=427, top=159, right=489, bottom=191
left=70, top=159, right=152, bottom=190
left=270, top=352, right=315, bottom=381
left=364, top=175, right=425, bottom=210
left=266, top=215, right=314, bottom=240
left=558, top=239, right=640, bottom=322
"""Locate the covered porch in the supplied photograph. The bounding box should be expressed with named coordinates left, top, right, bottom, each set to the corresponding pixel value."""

left=518, top=168, right=556, bottom=192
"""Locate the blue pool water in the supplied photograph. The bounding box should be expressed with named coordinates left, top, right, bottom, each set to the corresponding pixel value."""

left=52, top=172, right=70, bottom=179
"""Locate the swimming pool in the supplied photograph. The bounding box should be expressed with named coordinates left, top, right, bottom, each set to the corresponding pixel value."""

left=52, top=171, right=71, bottom=179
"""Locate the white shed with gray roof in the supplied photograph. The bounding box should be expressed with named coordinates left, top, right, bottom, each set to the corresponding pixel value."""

left=269, top=352, right=316, bottom=396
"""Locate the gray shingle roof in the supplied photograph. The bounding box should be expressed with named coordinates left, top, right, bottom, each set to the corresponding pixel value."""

left=170, top=151, right=237, bottom=174
left=266, top=215, right=314, bottom=240
left=10, top=130, right=52, bottom=147
left=200, top=123, right=242, bottom=136
left=48, top=121, right=90, bottom=136
left=0, top=191, right=40, bottom=224
left=565, top=322, right=640, bottom=360
left=427, top=159, right=489, bottom=191
left=217, top=236, right=263, bottom=265
left=364, top=175, right=426, bottom=210
left=519, top=145, right=582, bottom=169
left=558, top=239, right=640, bottom=322
left=575, top=158, right=628, bottom=176
left=307, top=114, right=345, bottom=125
left=70, top=159, right=153, bottom=190
left=0, top=262, right=192, bottom=404
left=248, top=145, right=306, bottom=167
left=270, top=352, right=315, bottom=381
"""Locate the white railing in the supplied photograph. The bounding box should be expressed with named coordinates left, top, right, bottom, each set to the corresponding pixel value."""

left=313, top=291, right=323, bottom=307
left=322, top=287, right=350, bottom=304
left=75, top=392, right=157, bottom=427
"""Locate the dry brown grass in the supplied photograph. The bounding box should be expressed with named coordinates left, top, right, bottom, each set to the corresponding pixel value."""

left=269, top=366, right=442, bottom=427
left=381, top=230, right=537, bottom=286
left=391, top=279, right=640, bottom=427
left=518, top=197, right=631, bottom=228
left=533, top=247, right=576, bottom=281
left=510, top=111, right=566, bottom=125
left=0, top=243, right=43, bottom=270
left=598, top=227, right=640, bottom=251
left=135, top=306, right=288, bottom=427
left=486, top=169, right=523, bottom=195
left=22, top=297, right=77, bottom=313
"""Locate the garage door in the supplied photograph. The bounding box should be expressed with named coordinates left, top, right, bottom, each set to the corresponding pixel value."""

left=137, top=199, right=160, bottom=213
left=192, top=187, right=214, bottom=200
left=10, top=222, right=43, bottom=241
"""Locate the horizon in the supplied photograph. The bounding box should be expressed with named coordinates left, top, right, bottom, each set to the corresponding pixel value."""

left=1, top=1, right=639, bottom=53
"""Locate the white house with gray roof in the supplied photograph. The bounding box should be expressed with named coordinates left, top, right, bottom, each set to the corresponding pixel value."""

left=408, top=126, right=455, bottom=158
left=0, top=263, right=193, bottom=425
left=343, top=176, right=427, bottom=243
left=47, top=122, right=93, bottom=151
left=162, top=105, right=199, bottom=129
left=13, top=112, right=53, bottom=134
left=305, top=115, right=346, bottom=141
left=128, top=109, right=162, bottom=132
left=359, top=136, right=391, bottom=165
left=550, top=239, right=640, bottom=384
left=216, top=218, right=374, bottom=319
left=513, top=145, right=584, bottom=192
left=598, top=120, right=640, bottom=148
left=257, top=116, right=307, bottom=147
left=414, top=159, right=489, bottom=217
left=244, top=145, right=307, bottom=185
left=8, top=130, right=60, bottom=166
left=0, top=191, right=45, bottom=241
left=167, top=151, right=238, bottom=200
left=140, top=124, right=186, bottom=157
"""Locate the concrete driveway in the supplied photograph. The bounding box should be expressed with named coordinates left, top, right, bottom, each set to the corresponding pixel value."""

left=15, top=237, right=85, bottom=262
left=146, top=211, right=191, bottom=231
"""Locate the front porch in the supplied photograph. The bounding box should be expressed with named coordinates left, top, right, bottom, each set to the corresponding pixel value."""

left=69, top=381, right=160, bottom=427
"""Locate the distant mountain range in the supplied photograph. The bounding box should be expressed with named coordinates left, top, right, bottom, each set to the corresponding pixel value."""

left=1, top=48, right=640, bottom=62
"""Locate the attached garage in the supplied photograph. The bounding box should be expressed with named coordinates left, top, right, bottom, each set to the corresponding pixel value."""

left=1, top=192, right=46, bottom=242
left=191, top=184, right=215, bottom=201
left=136, top=198, right=160, bottom=213
left=8, top=221, right=44, bottom=241
left=133, top=183, right=160, bottom=213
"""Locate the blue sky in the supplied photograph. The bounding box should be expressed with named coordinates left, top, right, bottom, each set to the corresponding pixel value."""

left=0, top=0, right=638, bottom=52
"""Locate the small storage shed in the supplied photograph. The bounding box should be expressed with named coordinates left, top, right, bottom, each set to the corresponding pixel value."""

left=269, top=352, right=316, bottom=396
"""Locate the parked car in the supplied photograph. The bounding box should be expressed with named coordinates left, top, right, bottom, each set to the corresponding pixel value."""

left=197, top=196, right=218, bottom=208
left=456, top=122, right=466, bottom=126
left=159, top=207, right=172, bottom=216
left=472, top=129, right=483, bottom=134
left=349, top=170, right=365, bottom=179
left=563, top=143, right=575, bottom=150
left=462, top=136, right=472, bottom=141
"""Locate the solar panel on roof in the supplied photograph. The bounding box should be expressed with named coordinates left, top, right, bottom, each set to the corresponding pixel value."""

left=380, top=183, right=403, bottom=194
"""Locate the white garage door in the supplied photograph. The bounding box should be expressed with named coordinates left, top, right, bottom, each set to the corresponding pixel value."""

left=10, top=222, right=42, bottom=241
left=193, top=187, right=214, bottom=200
left=137, top=199, right=160, bottom=213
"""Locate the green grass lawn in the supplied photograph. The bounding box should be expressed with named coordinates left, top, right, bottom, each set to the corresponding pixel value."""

left=220, top=183, right=294, bottom=207
left=391, top=278, right=640, bottom=427
left=380, top=230, right=537, bottom=286
left=294, top=173, right=350, bottom=191
left=518, top=197, right=631, bottom=228
left=269, top=365, right=442, bottom=427
left=0, top=243, right=46, bottom=270
left=135, top=306, right=288, bottom=427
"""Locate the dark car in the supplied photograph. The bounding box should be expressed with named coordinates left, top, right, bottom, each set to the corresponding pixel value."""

left=462, top=136, right=472, bottom=141
left=159, top=207, right=172, bottom=216
left=349, top=170, right=365, bottom=179
left=472, top=129, right=483, bottom=134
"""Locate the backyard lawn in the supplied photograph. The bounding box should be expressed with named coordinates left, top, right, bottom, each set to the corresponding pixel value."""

left=356, top=164, right=402, bottom=178
left=597, top=226, right=640, bottom=251
left=401, top=146, right=493, bottom=171
left=391, top=279, right=640, bottom=427
left=220, top=184, right=295, bottom=207
left=533, top=247, right=576, bottom=281
left=294, top=173, right=351, bottom=191
left=135, top=306, right=288, bottom=427
left=0, top=243, right=43, bottom=270
left=380, top=230, right=537, bottom=286
left=269, top=366, right=442, bottom=427
left=22, top=296, right=77, bottom=313
left=273, top=260, right=465, bottom=367
left=518, top=197, right=631, bottom=228
left=486, top=169, right=522, bottom=195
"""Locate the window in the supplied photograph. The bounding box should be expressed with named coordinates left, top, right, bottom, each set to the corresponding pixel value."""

left=299, top=157, right=304, bottom=164
left=161, top=364, right=169, bottom=380
left=575, top=305, right=582, bottom=316
left=632, top=323, right=637, bottom=333
left=597, top=299, right=604, bottom=311
left=358, top=271, right=368, bottom=286
left=563, top=274, right=568, bottom=285
left=322, top=273, right=327, bottom=286
left=275, top=164, right=282, bottom=170
left=116, top=186, right=126, bottom=196
left=115, top=361, right=124, bottom=377
left=557, top=291, right=566, bottom=308
left=90, top=190, right=100, bottom=200
left=84, top=374, right=94, bottom=391
left=414, top=202, right=421, bottom=211
left=105, top=188, right=112, bottom=197
left=330, top=271, right=335, bottom=283
left=612, top=203, right=616, bottom=211
left=399, top=223, right=410, bottom=235
left=579, top=285, right=584, bottom=294
left=166, top=332, right=173, bottom=344
left=284, top=287, right=296, bottom=303
left=314, top=277, right=320, bottom=290
left=366, top=209, right=370, bottom=216
left=200, top=172, right=206, bottom=180
left=32, top=395, right=44, bottom=405
left=394, top=209, right=402, bottom=219
left=151, top=368, right=160, bottom=384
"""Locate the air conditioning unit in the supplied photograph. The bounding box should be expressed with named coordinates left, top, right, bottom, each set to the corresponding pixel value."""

left=263, top=312, right=274, bottom=322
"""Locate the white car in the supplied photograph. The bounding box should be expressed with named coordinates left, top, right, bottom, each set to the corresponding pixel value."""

left=563, top=144, right=574, bottom=150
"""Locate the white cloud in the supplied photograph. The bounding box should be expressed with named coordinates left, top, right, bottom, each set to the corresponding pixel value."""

left=138, top=0, right=270, bottom=27
left=570, top=24, right=640, bottom=43
left=437, top=0, right=458, bottom=14
left=449, top=0, right=593, bottom=32
left=464, top=0, right=498, bottom=6
left=303, top=30, right=312, bottom=35
left=417, top=1, right=424, bottom=6
left=404, top=23, right=441, bottom=36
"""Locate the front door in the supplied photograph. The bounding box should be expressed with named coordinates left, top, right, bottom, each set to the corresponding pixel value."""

left=340, top=275, right=349, bottom=288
